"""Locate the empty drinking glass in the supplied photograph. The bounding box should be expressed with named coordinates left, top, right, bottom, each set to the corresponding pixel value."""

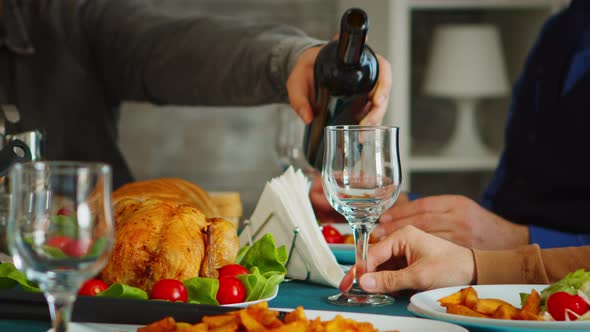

left=7, top=161, right=115, bottom=331
left=322, top=125, right=401, bottom=306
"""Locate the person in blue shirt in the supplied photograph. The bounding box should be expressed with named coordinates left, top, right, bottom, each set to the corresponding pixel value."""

left=312, top=0, right=590, bottom=250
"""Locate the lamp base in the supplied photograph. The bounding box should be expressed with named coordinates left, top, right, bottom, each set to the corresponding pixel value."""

left=440, top=98, right=495, bottom=158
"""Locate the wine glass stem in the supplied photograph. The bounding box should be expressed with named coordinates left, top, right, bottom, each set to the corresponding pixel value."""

left=349, top=221, right=373, bottom=294
left=46, top=292, right=76, bottom=332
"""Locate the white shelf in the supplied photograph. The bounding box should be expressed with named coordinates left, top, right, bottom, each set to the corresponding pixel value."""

left=411, top=0, right=569, bottom=10
left=410, top=155, right=499, bottom=172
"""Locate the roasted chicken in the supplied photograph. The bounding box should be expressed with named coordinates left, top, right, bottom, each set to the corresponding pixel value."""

left=112, top=178, right=221, bottom=218
left=100, top=178, right=239, bottom=292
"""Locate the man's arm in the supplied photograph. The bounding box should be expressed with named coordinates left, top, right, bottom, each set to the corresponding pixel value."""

left=80, top=0, right=322, bottom=105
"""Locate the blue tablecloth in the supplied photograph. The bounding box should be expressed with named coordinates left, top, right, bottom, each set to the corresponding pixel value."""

left=269, top=280, right=414, bottom=316
left=0, top=281, right=553, bottom=332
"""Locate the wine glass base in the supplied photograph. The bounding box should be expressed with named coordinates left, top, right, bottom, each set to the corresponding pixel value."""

left=327, top=292, right=395, bottom=307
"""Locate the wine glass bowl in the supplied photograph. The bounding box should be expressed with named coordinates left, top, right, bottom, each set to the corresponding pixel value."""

left=322, top=125, right=401, bottom=306
left=7, top=161, right=115, bottom=332
left=275, top=107, right=319, bottom=181
left=325, top=173, right=398, bottom=222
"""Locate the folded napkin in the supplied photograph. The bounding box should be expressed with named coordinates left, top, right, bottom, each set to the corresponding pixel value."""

left=238, top=167, right=344, bottom=288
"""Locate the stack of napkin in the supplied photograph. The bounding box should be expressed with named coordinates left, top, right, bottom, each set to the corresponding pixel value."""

left=238, top=167, right=344, bottom=288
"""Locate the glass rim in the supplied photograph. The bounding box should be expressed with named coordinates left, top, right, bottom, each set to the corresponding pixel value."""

left=325, top=125, right=399, bottom=132
left=11, top=161, right=112, bottom=174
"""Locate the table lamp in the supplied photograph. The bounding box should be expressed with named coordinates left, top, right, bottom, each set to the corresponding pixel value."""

left=424, top=24, right=509, bottom=157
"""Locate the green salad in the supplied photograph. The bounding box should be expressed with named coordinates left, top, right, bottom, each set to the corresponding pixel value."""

left=0, top=233, right=288, bottom=306
left=521, top=269, right=590, bottom=321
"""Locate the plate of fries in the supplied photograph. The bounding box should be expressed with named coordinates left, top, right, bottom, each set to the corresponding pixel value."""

left=409, top=284, right=590, bottom=330
left=55, top=302, right=467, bottom=332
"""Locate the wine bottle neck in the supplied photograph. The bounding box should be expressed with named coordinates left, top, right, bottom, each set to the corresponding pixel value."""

left=337, top=8, right=369, bottom=65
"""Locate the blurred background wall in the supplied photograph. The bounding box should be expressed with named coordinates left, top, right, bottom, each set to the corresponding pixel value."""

left=119, top=0, right=338, bottom=218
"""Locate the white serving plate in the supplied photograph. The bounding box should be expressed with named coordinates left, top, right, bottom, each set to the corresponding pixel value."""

left=409, top=284, right=590, bottom=331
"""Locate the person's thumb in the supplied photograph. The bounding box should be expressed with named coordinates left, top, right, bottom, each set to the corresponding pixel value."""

left=359, top=269, right=416, bottom=293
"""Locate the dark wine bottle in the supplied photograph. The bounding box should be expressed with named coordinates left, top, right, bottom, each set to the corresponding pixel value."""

left=303, top=7, right=379, bottom=170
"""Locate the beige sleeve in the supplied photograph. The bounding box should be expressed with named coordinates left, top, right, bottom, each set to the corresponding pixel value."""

left=473, top=245, right=590, bottom=285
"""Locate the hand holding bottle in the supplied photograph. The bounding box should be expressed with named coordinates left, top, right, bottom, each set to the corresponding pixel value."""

left=286, top=30, right=391, bottom=127
left=289, top=8, right=391, bottom=169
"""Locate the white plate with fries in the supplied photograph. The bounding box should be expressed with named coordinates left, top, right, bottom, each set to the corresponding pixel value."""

left=409, top=284, right=590, bottom=331
left=55, top=308, right=468, bottom=332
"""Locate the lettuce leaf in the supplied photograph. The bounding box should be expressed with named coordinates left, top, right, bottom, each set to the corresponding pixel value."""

left=97, top=283, right=148, bottom=299
left=184, top=277, right=219, bottom=305
left=237, top=233, right=288, bottom=275
left=235, top=233, right=287, bottom=302
left=237, top=267, right=284, bottom=302
left=0, top=263, right=40, bottom=292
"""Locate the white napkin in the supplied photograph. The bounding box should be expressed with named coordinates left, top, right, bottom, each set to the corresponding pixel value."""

left=239, top=167, right=344, bottom=288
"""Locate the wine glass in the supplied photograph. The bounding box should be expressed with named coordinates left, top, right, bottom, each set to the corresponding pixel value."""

left=322, top=125, right=401, bottom=306
left=275, top=107, right=319, bottom=182
left=7, top=161, right=115, bottom=331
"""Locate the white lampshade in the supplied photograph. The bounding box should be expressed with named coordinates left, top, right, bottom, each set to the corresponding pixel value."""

left=424, top=24, right=509, bottom=98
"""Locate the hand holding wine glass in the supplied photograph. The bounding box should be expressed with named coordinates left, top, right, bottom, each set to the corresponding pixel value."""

left=323, top=125, right=401, bottom=306
left=7, top=162, right=115, bottom=332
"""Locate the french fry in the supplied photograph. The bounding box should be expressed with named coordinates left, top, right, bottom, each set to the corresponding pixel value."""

left=438, top=286, right=479, bottom=307
left=137, top=302, right=395, bottom=332
left=239, top=309, right=268, bottom=331
left=138, top=316, right=177, bottom=332
left=462, top=286, right=479, bottom=309
left=492, top=304, right=520, bottom=320
left=177, top=323, right=207, bottom=332
left=438, top=289, right=464, bottom=305
left=520, top=289, right=541, bottom=315
left=473, top=298, right=515, bottom=315
left=209, top=322, right=239, bottom=332
left=443, top=303, right=489, bottom=318
left=284, top=306, right=307, bottom=324
left=201, top=314, right=237, bottom=329
left=438, top=287, right=546, bottom=322
left=271, top=321, right=308, bottom=332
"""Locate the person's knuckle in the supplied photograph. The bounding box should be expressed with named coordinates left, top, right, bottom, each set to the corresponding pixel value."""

left=378, top=272, right=399, bottom=291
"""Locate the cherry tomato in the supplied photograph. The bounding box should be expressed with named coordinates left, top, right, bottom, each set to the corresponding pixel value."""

left=56, top=207, right=73, bottom=216
left=63, top=239, right=93, bottom=258
left=46, top=236, right=73, bottom=251
left=78, top=279, right=108, bottom=296
left=321, top=224, right=344, bottom=244
left=218, top=264, right=249, bottom=278
left=547, top=291, right=589, bottom=321
left=150, top=279, right=188, bottom=303
left=216, top=276, right=246, bottom=305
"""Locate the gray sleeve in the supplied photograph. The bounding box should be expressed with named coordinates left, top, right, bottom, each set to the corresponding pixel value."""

left=82, top=1, right=323, bottom=106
